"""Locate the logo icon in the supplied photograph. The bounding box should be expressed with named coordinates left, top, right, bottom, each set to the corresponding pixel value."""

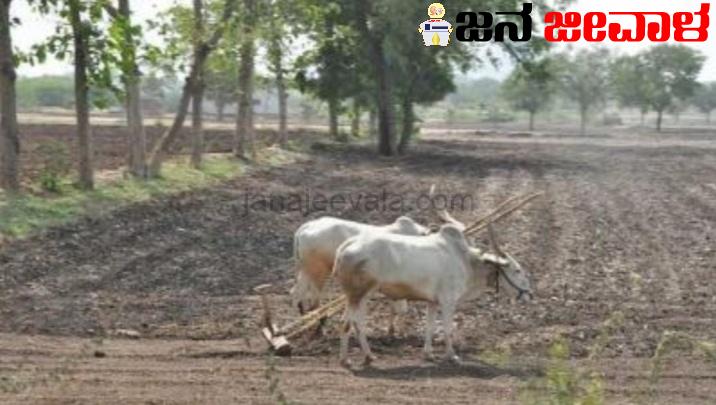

left=419, top=3, right=453, bottom=47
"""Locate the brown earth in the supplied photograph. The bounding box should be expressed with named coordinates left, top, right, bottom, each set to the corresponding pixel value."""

left=1, top=126, right=716, bottom=403
left=16, top=123, right=302, bottom=184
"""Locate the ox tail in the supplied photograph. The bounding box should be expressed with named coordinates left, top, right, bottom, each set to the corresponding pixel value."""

left=290, top=223, right=313, bottom=313
left=293, top=231, right=301, bottom=272
left=292, top=224, right=304, bottom=265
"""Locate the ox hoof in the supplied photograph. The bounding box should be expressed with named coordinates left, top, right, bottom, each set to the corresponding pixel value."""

left=311, top=325, right=325, bottom=338
left=363, top=354, right=377, bottom=366
left=423, top=352, right=436, bottom=362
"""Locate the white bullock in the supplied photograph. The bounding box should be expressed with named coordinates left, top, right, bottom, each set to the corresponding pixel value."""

left=334, top=224, right=533, bottom=366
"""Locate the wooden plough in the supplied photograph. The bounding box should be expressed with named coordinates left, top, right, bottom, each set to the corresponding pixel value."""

left=256, top=283, right=346, bottom=356
left=256, top=191, right=543, bottom=355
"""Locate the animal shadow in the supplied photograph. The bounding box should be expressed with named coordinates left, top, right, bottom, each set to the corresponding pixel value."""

left=351, top=355, right=542, bottom=381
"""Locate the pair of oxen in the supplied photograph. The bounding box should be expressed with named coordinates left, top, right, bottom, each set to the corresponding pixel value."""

left=290, top=193, right=535, bottom=367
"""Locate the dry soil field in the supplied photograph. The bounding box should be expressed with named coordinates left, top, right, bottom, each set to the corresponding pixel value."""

left=1, top=126, right=715, bottom=404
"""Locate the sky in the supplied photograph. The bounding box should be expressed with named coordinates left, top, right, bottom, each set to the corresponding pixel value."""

left=9, top=0, right=716, bottom=81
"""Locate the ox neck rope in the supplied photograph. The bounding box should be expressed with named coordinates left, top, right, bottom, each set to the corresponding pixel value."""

left=497, top=267, right=533, bottom=301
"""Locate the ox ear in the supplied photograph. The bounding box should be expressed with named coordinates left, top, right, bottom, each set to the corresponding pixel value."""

left=439, top=224, right=469, bottom=251
left=480, top=252, right=509, bottom=267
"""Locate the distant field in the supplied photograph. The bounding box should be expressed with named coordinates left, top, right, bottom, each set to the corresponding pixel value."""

left=1, top=127, right=715, bottom=403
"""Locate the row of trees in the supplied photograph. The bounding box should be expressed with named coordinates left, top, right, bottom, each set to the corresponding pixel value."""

left=503, top=45, right=709, bottom=133
left=0, top=0, right=547, bottom=192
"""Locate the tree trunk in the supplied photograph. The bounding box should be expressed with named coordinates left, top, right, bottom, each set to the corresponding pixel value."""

left=372, top=44, right=395, bottom=155
left=640, top=110, right=646, bottom=126
left=119, top=0, right=147, bottom=178
left=146, top=0, right=237, bottom=177
left=354, top=1, right=395, bottom=156
left=656, top=109, right=663, bottom=132
left=191, top=77, right=204, bottom=169
left=0, top=0, right=20, bottom=191
left=397, top=98, right=414, bottom=154
left=190, top=0, right=204, bottom=169
left=277, top=76, right=288, bottom=147
left=147, top=77, right=193, bottom=177
left=328, top=98, right=341, bottom=141
left=271, top=38, right=288, bottom=146
left=234, top=0, right=256, bottom=159
left=70, top=1, right=94, bottom=190
left=350, top=100, right=361, bottom=138
left=528, top=110, right=535, bottom=131
left=216, top=99, right=225, bottom=122
left=368, top=109, right=377, bottom=137
left=579, top=108, right=587, bottom=136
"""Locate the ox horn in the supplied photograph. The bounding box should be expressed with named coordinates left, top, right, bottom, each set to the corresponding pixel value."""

left=429, top=184, right=466, bottom=231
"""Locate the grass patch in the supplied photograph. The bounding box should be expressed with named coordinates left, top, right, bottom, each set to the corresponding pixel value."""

left=520, top=338, right=605, bottom=405
left=0, top=150, right=298, bottom=240
left=518, top=312, right=625, bottom=405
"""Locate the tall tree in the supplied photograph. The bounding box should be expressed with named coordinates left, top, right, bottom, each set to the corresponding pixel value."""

left=641, top=45, right=704, bottom=132
left=234, top=0, right=257, bottom=159
left=610, top=55, right=652, bottom=126
left=265, top=0, right=290, bottom=146
left=191, top=0, right=205, bottom=168
left=68, top=0, right=94, bottom=189
left=205, top=54, right=238, bottom=122
left=693, top=82, right=716, bottom=124
left=559, top=49, right=611, bottom=136
left=105, top=0, right=148, bottom=177
left=395, top=50, right=455, bottom=153
left=28, top=0, right=131, bottom=189
left=502, top=58, right=558, bottom=131
left=349, top=0, right=396, bottom=155
left=294, top=4, right=360, bottom=142
left=0, top=0, right=20, bottom=191
left=146, top=0, right=238, bottom=176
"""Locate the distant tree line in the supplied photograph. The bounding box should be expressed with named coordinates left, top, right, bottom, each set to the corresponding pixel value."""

left=501, top=45, right=709, bottom=134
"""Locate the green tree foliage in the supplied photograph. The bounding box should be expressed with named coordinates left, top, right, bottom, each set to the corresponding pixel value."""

left=558, top=48, right=611, bottom=136
left=502, top=57, right=558, bottom=131
left=640, top=45, right=704, bottom=132
left=610, top=55, right=652, bottom=125
left=25, top=1, right=125, bottom=108
left=17, top=75, right=74, bottom=108
left=205, top=48, right=238, bottom=122
left=692, top=82, right=716, bottom=124
left=448, top=77, right=502, bottom=107
left=141, top=72, right=181, bottom=112
left=294, top=2, right=362, bottom=141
